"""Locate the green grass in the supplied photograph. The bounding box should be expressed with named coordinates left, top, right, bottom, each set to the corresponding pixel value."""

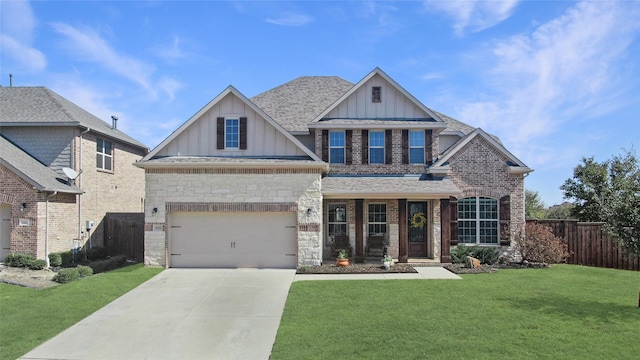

left=271, top=265, right=640, bottom=360
left=0, top=263, right=163, bottom=360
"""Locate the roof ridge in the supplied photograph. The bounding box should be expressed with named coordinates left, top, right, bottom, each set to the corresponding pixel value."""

left=41, top=87, right=77, bottom=123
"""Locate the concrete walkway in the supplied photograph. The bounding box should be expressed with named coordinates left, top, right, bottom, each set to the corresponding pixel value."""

left=20, top=269, right=296, bottom=360
left=294, top=266, right=461, bottom=281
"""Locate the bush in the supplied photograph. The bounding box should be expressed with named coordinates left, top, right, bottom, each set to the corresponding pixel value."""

left=88, top=255, right=128, bottom=274
left=451, top=245, right=500, bottom=265
left=28, top=259, right=47, bottom=270
left=5, top=253, right=36, bottom=268
left=59, top=250, right=74, bottom=266
left=86, top=246, right=107, bottom=261
left=77, top=265, right=94, bottom=277
left=49, top=253, right=63, bottom=267
left=514, top=223, right=570, bottom=264
left=53, top=268, right=80, bottom=283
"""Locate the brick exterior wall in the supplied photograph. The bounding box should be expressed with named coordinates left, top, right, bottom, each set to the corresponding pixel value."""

left=0, top=128, right=146, bottom=260
left=77, top=131, right=146, bottom=249
left=448, top=135, right=526, bottom=254
left=143, top=168, right=323, bottom=267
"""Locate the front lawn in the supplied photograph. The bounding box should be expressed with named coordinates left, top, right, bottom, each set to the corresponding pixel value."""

left=0, top=263, right=162, bottom=360
left=272, top=265, right=640, bottom=360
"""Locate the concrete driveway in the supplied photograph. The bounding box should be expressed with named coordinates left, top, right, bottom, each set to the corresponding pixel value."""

left=20, top=269, right=296, bottom=360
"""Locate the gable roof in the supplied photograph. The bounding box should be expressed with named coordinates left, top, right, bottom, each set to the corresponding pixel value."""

left=0, top=86, right=147, bottom=150
left=250, top=76, right=354, bottom=133
left=0, top=135, right=83, bottom=194
left=310, top=67, right=446, bottom=128
left=428, top=128, right=532, bottom=175
left=141, top=85, right=323, bottom=165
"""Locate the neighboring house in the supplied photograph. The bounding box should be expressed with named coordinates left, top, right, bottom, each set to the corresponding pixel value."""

left=137, top=68, right=532, bottom=268
left=0, top=87, right=148, bottom=261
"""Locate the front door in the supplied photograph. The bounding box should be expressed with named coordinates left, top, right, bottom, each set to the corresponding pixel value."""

left=408, top=202, right=429, bottom=258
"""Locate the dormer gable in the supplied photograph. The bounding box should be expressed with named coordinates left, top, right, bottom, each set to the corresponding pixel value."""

left=142, top=86, right=321, bottom=162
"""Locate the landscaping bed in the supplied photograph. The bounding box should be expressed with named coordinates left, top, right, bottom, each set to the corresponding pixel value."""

left=297, top=262, right=417, bottom=274
left=0, top=264, right=58, bottom=289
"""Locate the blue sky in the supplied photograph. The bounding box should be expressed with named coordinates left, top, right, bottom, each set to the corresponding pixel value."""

left=1, top=0, right=639, bottom=206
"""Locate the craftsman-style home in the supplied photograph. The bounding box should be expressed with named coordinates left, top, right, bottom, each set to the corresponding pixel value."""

left=137, top=68, right=532, bottom=268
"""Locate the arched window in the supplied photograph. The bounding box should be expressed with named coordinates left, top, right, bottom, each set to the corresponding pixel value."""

left=458, top=197, right=499, bottom=244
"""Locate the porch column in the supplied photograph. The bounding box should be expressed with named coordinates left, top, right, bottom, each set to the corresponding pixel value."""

left=398, top=199, right=408, bottom=263
left=355, top=199, right=364, bottom=263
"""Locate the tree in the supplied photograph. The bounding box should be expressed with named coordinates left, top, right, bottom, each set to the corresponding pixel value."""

left=545, top=202, right=575, bottom=220
left=525, top=189, right=546, bottom=219
left=561, top=149, right=640, bottom=256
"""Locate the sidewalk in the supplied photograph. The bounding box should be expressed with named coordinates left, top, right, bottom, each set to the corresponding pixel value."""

left=294, top=266, right=461, bottom=281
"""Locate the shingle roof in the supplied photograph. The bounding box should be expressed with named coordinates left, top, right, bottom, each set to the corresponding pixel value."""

left=0, top=135, right=83, bottom=194
left=322, top=175, right=462, bottom=199
left=0, top=86, right=147, bottom=150
left=250, top=76, right=354, bottom=133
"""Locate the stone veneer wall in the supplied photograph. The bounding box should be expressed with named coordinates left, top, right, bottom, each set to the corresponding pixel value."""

left=143, top=168, right=323, bottom=267
left=448, top=136, right=526, bottom=251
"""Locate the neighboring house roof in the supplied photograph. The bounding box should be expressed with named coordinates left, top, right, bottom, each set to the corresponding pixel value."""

left=251, top=76, right=354, bottom=133
left=0, top=135, right=83, bottom=194
left=141, top=86, right=325, bottom=167
left=322, top=175, right=462, bottom=199
left=0, top=86, right=147, bottom=150
left=428, top=128, right=532, bottom=176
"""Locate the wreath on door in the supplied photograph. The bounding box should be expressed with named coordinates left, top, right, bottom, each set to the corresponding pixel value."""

left=410, top=212, right=427, bottom=228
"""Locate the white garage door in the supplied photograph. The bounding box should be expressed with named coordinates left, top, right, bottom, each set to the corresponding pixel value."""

left=169, top=212, right=297, bottom=268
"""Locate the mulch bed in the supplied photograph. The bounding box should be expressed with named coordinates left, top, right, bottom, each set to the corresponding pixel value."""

left=297, top=261, right=550, bottom=275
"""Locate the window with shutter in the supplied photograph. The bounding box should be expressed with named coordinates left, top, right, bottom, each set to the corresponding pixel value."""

left=369, top=131, right=384, bottom=164
left=458, top=197, right=499, bottom=244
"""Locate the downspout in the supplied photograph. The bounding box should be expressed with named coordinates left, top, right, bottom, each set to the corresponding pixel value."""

left=45, top=191, right=58, bottom=268
left=78, top=128, right=90, bottom=240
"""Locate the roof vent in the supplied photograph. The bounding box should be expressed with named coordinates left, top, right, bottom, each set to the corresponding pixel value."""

left=111, top=116, right=118, bottom=130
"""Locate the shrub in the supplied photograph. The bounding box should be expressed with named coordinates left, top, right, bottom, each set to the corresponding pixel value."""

left=59, top=250, right=74, bottom=266
left=451, top=245, right=500, bottom=265
left=5, top=253, right=36, bottom=268
left=28, top=259, right=47, bottom=270
left=514, top=223, right=570, bottom=264
left=53, top=268, right=80, bottom=283
left=49, top=253, right=63, bottom=267
left=77, top=265, right=94, bottom=277
left=86, top=246, right=107, bottom=261
left=88, top=255, right=128, bottom=274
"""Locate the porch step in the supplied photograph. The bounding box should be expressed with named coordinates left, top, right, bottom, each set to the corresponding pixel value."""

left=405, top=259, right=442, bottom=267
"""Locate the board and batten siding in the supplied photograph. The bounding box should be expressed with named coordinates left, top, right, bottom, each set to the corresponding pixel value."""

left=325, top=74, right=431, bottom=120
left=155, top=93, right=307, bottom=158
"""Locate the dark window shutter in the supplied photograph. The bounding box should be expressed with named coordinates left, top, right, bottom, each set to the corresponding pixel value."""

left=385, top=129, right=392, bottom=164
left=425, top=130, right=433, bottom=165
left=216, top=117, right=225, bottom=150
left=440, top=197, right=458, bottom=263
left=402, top=130, right=409, bottom=164
left=345, top=130, right=353, bottom=165
left=500, top=195, right=511, bottom=245
left=450, top=196, right=458, bottom=246
left=321, top=130, right=329, bottom=162
left=361, top=130, right=369, bottom=164
left=239, top=117, right=247, bottom=150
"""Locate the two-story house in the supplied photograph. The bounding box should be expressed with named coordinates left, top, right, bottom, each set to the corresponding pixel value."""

left=0, top=86, right=148, bottom=262
left=137, top=68, right=532, bottom=268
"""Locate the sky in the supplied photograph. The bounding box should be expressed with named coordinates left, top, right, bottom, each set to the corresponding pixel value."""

left=1, top=0, right=639, bottom=207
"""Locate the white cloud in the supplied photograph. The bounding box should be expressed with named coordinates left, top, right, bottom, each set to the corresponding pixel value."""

left=0, top=0, right=46, bottom=71
left=457, top=1, right=640, bottom=158
left=266, top=12, right=313, bottom=26
left=426, top=0, right=519, bottom=36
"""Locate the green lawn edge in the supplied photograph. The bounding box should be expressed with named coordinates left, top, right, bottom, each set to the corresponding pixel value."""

left=0, top=263, right=163, bottom=360
left=271, top=265, right=640, bottom=360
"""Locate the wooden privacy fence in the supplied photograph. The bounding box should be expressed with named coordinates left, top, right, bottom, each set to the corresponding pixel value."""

left=104, top=213, right=144, bottom=262
left=527, top=220, right=639, bottom=271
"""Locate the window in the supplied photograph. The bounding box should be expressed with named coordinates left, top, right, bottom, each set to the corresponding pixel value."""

left=372, top=86, right=381, bottom=103
left=369, top=131, right=385, bottom=164
left=458, top=197, right=499, bottom=244
left=409, top=130, right=425, bottom=164
left=368, top=203, right=387, bottom=235
left=329, top=131, right=345, bottom=164
left=225, top=119, right=239, bottom=149
left=96, top=138, right=113, bottom=171
left=328, top=204, right=347, bottom=238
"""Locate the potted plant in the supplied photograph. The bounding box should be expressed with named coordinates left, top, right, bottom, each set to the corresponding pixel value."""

left=382, top=254, right=393, bottom=270
left=336, top=249, right=349, bottom=267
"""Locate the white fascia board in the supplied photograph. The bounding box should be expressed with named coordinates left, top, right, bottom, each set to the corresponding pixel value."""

left=508, top=166, right=534, bottom=175
left=135, top=160, right=328, bottom=171
left=426, top=166, right=451, bottom=176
